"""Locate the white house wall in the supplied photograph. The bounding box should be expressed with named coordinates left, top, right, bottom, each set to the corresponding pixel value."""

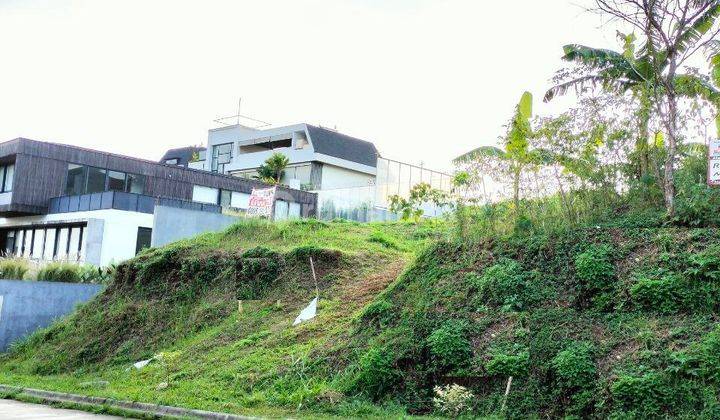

left=0, top=209, right=154, bottom=267
left=320, top=164, right=376, bottom=190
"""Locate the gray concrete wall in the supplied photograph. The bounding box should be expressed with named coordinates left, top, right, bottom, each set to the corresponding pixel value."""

left=0, top=280, right=103, bottom=351
left=151, top=205, right=241, bottom=248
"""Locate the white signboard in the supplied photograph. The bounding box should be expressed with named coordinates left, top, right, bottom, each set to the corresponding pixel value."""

left=247, top=186, right=276, bottom=218
left=709, top=139, right=720, bottom=186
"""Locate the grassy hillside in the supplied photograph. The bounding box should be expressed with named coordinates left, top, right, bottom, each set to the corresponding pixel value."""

left=352, top=226, right=720, bottom=418
left=3, top=218, right=720, bottom=418
left=0, top=219, right=447, bottom=418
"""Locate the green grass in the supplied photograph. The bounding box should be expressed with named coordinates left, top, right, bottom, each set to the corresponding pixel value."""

left=0, top=218, right=447, bottom=419
left=5, top=216, right=720, bottom=418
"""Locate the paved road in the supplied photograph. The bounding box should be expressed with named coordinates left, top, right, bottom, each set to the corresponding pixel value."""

left=0, top=399, right=125, bottom=419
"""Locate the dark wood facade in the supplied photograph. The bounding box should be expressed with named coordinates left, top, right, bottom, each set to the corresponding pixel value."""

left=0, top=138, right=317, bottom=216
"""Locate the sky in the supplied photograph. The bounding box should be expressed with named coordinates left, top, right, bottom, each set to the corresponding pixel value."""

left=0, top=0, right=632, bottom=172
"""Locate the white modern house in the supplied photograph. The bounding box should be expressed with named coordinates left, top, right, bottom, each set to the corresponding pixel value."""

left=187, top=122, right=452, bottom=221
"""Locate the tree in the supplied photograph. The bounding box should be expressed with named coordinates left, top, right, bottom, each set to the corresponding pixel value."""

left=454, top=91, right=542, bottom=212
left=590, top=0, right=720, bottom=217
left=256, top=153, right=289, bottom=185
left=389, top=182, right=448, bottom=223
left=544, top=33, right=657, bottom=179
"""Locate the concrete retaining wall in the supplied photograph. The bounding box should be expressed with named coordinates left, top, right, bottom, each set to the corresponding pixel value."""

left=0, top=279, right=103, bottom=351
left=151, top=205, right=241, bottom=248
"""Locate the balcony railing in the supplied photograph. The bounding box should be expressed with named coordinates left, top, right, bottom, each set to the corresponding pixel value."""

left=48, top=191, right=221, bottom=215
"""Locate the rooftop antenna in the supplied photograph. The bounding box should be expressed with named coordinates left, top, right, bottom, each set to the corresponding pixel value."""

left=237, top=97, right=241, bottom=126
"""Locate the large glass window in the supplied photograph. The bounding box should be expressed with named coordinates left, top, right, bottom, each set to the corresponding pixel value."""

left=66, top=164, right=87, bottom=195
left=126, top=173, right=146, bottom=194
left=107, top=170, right=126, bottom=191
left=192, top=185, right=219, bottom=204
left=211, top=143, right=233, bottom=173
left=0, top=164, right=14, bottom=193
left=136, top=227, right=152, bottom=254
left=65, top=164, right=146, bottom=196
left=86, top=167, right=106, bottom=194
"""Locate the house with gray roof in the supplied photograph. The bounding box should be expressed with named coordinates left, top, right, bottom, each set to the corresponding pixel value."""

left=184, top=122, right=452, bottom=221
left=189, top=123, right=380, bottom=191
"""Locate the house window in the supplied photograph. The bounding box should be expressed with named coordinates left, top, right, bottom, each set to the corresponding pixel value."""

left=165, top=158, right=179, bottom=165
left=66, top=164, right=87, bottom=195
left=219, top=189, right=232, bottom=207
left=126, top=173, right=146, bottom=194
left=64, top=164, right=146, bottom=195
left=107, top=170, right=126, bottom=192
left=136, top=227, right=152, bottom=254
left=211, top=143, right=233, bottom=173
left=0, top=164, right=14, bottom=193
left=2, top=223, right=86, bottom=261
left=192, top=185, right=219, bottom=204
left=86, top=167, right=107, bottom=194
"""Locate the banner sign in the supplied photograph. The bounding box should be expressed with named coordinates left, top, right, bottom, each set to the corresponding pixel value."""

left=709, top=139, right=720, bottom=186
left=247, top=186, right=276, bottom=218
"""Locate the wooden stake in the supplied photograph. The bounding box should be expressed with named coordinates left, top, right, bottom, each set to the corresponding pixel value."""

left=309, top=257, right=319, bottom=299
left=501, top=376, right=513, bottom=412
left=237, top=300, right=243, bottom=314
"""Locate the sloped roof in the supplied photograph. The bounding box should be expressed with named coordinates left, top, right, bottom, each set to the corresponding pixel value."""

left=160, top=146, right=205, bottom=167
left=306, top=125, right=378, bottom=168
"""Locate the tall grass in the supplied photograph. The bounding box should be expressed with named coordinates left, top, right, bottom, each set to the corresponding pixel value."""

left=0, top=258, right=30, bottom=279
left=35, top=262, right=82, bottom=283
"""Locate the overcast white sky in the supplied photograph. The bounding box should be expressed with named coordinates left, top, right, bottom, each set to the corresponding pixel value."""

left=0, top=0, right=627, bottom=171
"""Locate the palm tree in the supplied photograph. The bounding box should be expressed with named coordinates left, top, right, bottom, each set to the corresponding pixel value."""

left=256, top=153, right=289, bottom=185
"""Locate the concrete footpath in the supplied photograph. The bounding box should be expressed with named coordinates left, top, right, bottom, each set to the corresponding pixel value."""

left=0, top=398, right=124, bottom=419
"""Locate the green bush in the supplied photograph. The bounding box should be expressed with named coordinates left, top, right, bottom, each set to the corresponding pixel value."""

left=551, top=342, right=596, bottom=390
left=351, top=346, right=401, bottom=401
left=36, top=262, right=81, bottom=283
left=360, top=299, right=393, bottom=328
left=574, top=244, right=615, bottom=305
left=473, top=258, right=540, bottom=311
left=485, top=346, right=530, bottom=377
left=426, top=320, right=472, bottom=371
left=685, top=245, right=720, bottom=281
left=236, top=247, right=283, bottom=300
left=630, top=274, right=689, bottom=314
left=78, top=264, right=115, bottom=284
left=610, top=372, right=670, bottom=417
left=368, top=231, right=401, bottom=250
left=0, top=258, right=30, bottom=279
left=673, top=152, right=720, bottom=227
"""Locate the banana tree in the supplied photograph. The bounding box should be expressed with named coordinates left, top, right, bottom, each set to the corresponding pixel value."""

left=454, top=92, right=543, bottom=212
left=546, top=32, right=720, bottom=180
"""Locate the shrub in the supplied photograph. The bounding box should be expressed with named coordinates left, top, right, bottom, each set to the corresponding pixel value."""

left=236, top=247, right=283, bottom=300
left=432, top=384, right=474, bottom=417
left=426, top=319, right=472, bottom=371
left=610, top=371, right=670, bottom=417
left=574, top=244, right=615, bottom=305
left=0, top=258, right=29, bottom=279
left=287, top=245, right=342, bottom=264
left=630, top=274, right=689, bottom=314
left=473, top=258, right=539, bottom=311
left=368, top=231, right=401, bottom=250
left=360, top=299, right=393, bottom=328
left=78, top=264, right=115, bottom=284
left=485, top=346, right=530, bottom=377
left=351, top=346, right=400, bottom=401
left=685, top=245, right=720, bottom=281
left=551, top=342, right=596, bottom=390
left=36, top=262, right=81, bottom=283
